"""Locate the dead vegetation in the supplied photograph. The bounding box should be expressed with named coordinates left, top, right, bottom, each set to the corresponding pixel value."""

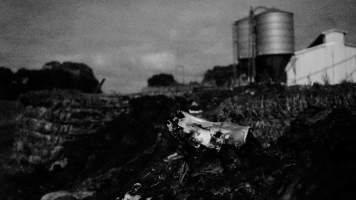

left=0, top=84, right=355, bottom=200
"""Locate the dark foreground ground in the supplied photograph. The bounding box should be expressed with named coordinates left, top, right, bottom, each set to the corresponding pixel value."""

left=0, top=84, right=356, bottom=200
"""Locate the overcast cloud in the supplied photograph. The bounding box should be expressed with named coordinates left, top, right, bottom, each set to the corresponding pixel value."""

left=1, top=0, right=355, bottom=93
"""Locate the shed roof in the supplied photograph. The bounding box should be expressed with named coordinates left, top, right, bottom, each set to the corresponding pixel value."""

left=308, top=29, right=347, bottom=48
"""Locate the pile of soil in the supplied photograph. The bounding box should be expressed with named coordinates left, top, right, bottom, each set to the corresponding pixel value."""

left=12, top=90, right=129, bottom=173
left=72, top=100, right=356, bottom=200
left=0, top=84, right=355, bottom=200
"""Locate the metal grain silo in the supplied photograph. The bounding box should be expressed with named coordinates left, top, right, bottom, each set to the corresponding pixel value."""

left=255, top=9, right=294, bottom=83
left=233, top=17, right=255, bottom=83
left=256, top=9, right=294, bottom=55
left=234, top=17, right=254, bottom=59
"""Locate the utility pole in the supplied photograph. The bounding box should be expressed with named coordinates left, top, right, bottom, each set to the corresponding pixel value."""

left=182, top=65, right=185, bottom=84
left=177, top=65, right=185, bottom=84
left=232, top=21, right=238, bottom=87
left=249, top=6, right=256, bottom=84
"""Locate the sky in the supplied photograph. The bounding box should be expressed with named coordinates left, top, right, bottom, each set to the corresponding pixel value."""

left=1, top=0, right=355, bottom=93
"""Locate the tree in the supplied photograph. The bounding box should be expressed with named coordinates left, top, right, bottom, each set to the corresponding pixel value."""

left=147, top=73, right=178, bottom=87
left=15, top=61, right=101, bottom=94
left=0, top=67, right=16, bottom=99
left=202, top=65, right=237, bottom=87
left=42, top=61, right=61, bottom=69
left=0, top=67, right=13, bottom=84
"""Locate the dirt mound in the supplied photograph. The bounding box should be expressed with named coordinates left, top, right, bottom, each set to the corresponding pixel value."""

left=11, top=90, right=129, bottom=177
left=73, top=106, right=356, bottom=200
left=1, top=84, right=356, bottom=200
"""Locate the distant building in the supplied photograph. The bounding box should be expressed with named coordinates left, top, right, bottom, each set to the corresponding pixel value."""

left=286, top=29, right=356, bottom=85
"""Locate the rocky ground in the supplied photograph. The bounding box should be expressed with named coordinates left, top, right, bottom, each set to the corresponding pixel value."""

left=0, top=83, right=355, bottom=200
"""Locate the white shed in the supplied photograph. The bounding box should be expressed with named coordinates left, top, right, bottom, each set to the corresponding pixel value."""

left=286, top=29, right=356, bottom=85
